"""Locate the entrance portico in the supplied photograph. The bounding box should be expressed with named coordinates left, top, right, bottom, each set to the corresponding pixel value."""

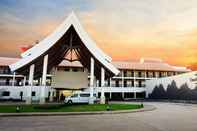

left=9, top=12, right=119, bottom=104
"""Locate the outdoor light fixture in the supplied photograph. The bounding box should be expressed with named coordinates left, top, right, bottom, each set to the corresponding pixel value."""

left=16, top=106, right=20, bottom=113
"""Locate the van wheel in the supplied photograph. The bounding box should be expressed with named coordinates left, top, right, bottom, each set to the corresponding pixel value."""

left=67, top=100, right=73, bottom=104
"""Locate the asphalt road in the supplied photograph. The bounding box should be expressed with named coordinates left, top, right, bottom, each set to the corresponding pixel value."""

left=0, top=102, right=197, bottom=131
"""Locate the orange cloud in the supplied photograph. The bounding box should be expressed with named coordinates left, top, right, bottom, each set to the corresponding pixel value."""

left=0, top=11, right=197, bottom=70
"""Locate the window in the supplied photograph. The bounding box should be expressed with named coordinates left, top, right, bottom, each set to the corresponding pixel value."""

left=127, top=70, right=133, bottom=77
left=138, top=72, right=142, bottom=77
left=0, top=68, right=4, bottom=74
left=64, top=68, right=70, bottom=71
left=123, top=70, right=127, bottom=77
left=139, top=81, right=142, bottom=87
left=2, top=91, right=10, bottom=96
left=73, top=68, right=78, bottom=72
left=153, top=72, right=156, bottom=77
left=71, top=94, right=78, bottom=98
left=115, top=80, right=119, bottom=87
left=124, top=80, right=127, bottom=87
left=107, top=79, right=110, bottom=86
left=32, top=91, right=36, bottom=96
left=80, top=94, right=90, bottom=97
left=78, top=68, right=84, bottom=72
left=6, top=79, right=10, bottom=85
left=48, top=92, right=50, bottom=97
left=132, top=81, right=134, bottom=87
left=159, top=72, right=162, bottom=77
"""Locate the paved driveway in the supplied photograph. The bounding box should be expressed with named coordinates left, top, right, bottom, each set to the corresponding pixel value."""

left=0, top=102, right=197, bottom=131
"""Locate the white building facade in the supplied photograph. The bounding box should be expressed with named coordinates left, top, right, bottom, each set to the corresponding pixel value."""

left=0, top=57, right=191, bottom=102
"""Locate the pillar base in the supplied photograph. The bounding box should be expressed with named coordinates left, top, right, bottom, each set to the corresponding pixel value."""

left=145, top=92, right=149, bottom=98
left=39, top=97, right=46, bottom=104
left=100, top=96, right=105, bottom=104
left=88, top=97, right=95, bottom=104
left=134, top=92, right=137, bottom=99
left=49, top=96, right=53, bottom=102
left=26, top=97, right=32, bottom=104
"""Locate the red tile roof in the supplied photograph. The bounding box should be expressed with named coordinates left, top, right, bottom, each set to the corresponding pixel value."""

left=112, top=61, right=190, bottom=72
left=0, top=57, right=20, bottom=66
left=0, top=57, right=191, bottom=72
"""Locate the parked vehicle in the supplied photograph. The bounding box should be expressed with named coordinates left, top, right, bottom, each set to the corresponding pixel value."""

left=64, top=92, right=98, bottom=104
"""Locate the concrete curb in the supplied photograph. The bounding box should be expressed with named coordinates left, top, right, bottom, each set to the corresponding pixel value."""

left=0, top=105, right=156, bottom=117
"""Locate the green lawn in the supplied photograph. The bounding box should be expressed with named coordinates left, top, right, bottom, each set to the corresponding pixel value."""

left=0, top=104, right=143, bottom=113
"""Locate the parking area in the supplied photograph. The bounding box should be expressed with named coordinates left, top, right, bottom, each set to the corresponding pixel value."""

left=0, top=102, right=197, bottom=131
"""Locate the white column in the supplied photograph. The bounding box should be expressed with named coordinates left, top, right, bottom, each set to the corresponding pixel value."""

left=134, top=92, right=137, bottom=99
left=122, top=92, right=124, bottom=100
left=100, top=67, right=105, bottom=104
left=145, top=91, right=149, bottom=98
left=122, top=71, right=125, bottom=100
left=89, top=57, right=94, bottom=104
left=96, top=80, right=99, bottom=87
left=144, top=71, right=147, bottom=96
left=109, top=78, right=112, bottom=87
left=134, top=70, right=136, bottom=87
left=42, top=55, right=48, bottom=86
left=26, top=64, right=35, bottom=104
left=49, top=88, right=54, bottom=102
left=121, top=71, right=124, bottom=87
left=40, top=55, right=48, bottom=104
left=12, top=72, right=15, bottom=86
left=23, top=76, right=26, bottom=86
left=28, top=65, right=35, bottom=86
left=133, top=70, right=137, bottom=99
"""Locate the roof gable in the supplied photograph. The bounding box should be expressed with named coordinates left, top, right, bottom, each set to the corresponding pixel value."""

left=9, top=12, right=119, bottom=76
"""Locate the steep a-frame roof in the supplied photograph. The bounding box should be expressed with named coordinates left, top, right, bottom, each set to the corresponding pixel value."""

left=9, top=12, right=119, bottom=76
left=20, top=12, right=112, bottom=62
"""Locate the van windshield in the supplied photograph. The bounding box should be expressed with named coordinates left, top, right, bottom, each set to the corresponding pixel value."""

left=71, top=94, right=78, bottom=98
left=79, top=93, right=97, bottom=97
left=80, top=94, right=90, bottom=97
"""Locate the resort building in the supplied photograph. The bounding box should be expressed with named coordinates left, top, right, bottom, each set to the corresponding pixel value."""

left=0, top=12, right=192, bottom=103
left=0, top=57, right=190, bottom=102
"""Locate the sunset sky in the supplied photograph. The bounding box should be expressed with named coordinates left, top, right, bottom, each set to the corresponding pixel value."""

left=0, top=0, right=197, bottom=69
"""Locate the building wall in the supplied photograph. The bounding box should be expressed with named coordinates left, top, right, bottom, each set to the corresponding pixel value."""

left=51, top=69, right=89, bottom=89
left=0, top=65, right=192, bottom=100
left=0, top=86, right=52, bottom=101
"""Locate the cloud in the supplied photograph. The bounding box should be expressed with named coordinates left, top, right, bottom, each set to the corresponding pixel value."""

left=0, top=0, right=197, bottom=67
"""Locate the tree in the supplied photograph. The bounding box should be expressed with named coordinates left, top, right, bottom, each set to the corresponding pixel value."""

left=158, top=84, right=167, bottom=99
left=177, top=83, right=191, bottom=100
left=149, top=85, right=159, bottom=99
left=191, top=86, right=197, bottom=100
left=149, top=84, right=166, bottom=99
left=166, top=80, right=179, bottom=99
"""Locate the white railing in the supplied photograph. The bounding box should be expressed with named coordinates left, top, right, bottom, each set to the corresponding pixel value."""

left=95, top=87, right=146, bottom=93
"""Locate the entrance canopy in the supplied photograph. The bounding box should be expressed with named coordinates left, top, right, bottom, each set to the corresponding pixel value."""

left=9, top=12, right=119, bottom=78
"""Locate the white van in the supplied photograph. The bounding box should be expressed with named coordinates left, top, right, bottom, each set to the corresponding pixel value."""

left=64, top=92, right=98, bottom=104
